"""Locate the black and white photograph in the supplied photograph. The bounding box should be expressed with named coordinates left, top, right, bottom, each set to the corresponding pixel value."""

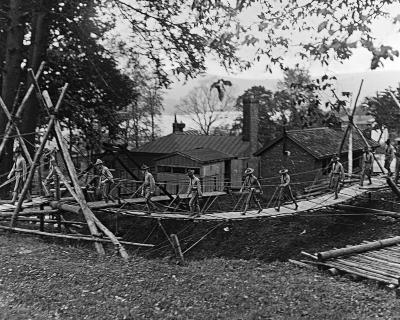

left=1, top=0, right=400, bottom=319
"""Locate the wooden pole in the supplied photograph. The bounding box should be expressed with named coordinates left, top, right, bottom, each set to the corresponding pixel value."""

left=170, top=233, right=185, bottom=264
left=53, top=161, right=129, bottom=260
left=0, top=96, right=32, bottom=164
left=52, top=162, right=105, bottom=255
left=351, top=122, right=386, bottom=174
left=317, top=236, right=400, bottom=260
left=348, top=127, right=353, bottom=176
left=0, top=225, right=154, bottom=247
left=337, top=80, right=364, bottom=156
left=10, top=84, right=68, bottom=227
left=0, top=62, right=45, bottom=158
left=389, top=92, right=400, bottom=110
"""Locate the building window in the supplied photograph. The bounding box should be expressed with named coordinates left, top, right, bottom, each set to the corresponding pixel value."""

left=158, top=166, right=172, bottom=173
left=172, top=167, right=187, bottom=174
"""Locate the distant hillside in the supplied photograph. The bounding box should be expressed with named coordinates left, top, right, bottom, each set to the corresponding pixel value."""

left=162, top=70, right=400, bottom=114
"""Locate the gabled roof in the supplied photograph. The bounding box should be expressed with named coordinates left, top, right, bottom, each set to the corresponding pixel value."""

left=156, top=148, right=234, bottom=164
left=137, top=132, right=251, bottom=157
left=254, top=127, right=380, bottom=159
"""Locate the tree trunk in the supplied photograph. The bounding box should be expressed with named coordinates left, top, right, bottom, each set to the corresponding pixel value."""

left=0, top=0, right=26, bottom=196
left=20, top=0, right=51, bottom=157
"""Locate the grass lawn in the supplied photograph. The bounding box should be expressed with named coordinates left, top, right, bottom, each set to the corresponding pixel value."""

left=0, top=232, right=400, bottom=320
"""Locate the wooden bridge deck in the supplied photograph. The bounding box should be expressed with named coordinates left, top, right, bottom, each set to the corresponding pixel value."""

left=0, top=197, right=49, bottom=212
left=101, top=177, right=388, bottom=221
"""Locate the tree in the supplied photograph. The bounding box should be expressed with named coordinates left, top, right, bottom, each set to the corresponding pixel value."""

left=234, top=68, right=333, bottom=145
left=362, top=87, right=400, bottom=138
left=176, top=82, right=236, bottom=135
left=235, top=86, right=283, bottom=143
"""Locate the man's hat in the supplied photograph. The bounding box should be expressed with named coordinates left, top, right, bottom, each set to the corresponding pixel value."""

left=141, top=164, right=149, bottom=170
left=244, top=168, right=254, bottom=175
left=279, top=168, right=288, bottom=174
left=95, top=159, right=103, bottom=165
left=187, top=169, right=194, bottom=175
left=332, top=155, right=339, bottom=161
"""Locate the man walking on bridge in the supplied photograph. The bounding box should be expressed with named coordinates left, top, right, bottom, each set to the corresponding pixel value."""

left=187, top=169, right=202, bottom=217
left=8, top=146, right=31, bottom=205
left=240, top=168, right=263, bottom=215
left=384, top=139, right=395, bottom=176
left=360, top=147, right=373, bottom=186
left=395, top=138, right=400, bottom=184
left=329, top=156, right=344, bottom=199
left=140, top=164, right=157, bottom=214
left=275, top=169, right=298, bottom=212
left=95, top=159, right=115, bottom=203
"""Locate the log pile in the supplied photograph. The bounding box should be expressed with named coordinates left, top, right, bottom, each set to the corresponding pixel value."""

left=297, top=237, right=400, bottom=289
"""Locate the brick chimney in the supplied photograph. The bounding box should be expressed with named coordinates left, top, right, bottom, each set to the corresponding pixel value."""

left=242, top=95, right=259, bottom=155
left=172, top=114, right=185, bottom=133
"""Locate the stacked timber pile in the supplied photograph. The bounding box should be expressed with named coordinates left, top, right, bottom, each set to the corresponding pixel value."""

left=294, top=237, right=400, bottom=290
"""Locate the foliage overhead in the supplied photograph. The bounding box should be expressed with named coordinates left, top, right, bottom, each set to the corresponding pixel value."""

left=362, top=87, right=400, bottom=134
left=111, top=0, right=400, bottom=88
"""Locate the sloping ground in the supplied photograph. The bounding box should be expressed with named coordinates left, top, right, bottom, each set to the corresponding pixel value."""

left=1, top=233, right=400, bottom=320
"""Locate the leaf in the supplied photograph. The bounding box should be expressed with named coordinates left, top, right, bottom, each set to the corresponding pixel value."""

left=317, top=21, right=328, bottom=33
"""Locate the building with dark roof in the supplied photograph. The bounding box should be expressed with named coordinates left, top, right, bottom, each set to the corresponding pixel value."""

left=254, top=127, right=380, bottom=196
left=123, top=96, right=261, bottom=190
left=155, top=148, right=234, bottom=193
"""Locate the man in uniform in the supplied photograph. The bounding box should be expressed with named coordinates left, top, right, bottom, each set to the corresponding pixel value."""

left=8, top=146, right=31, bottom=204
left=140, top=164, right=157, bottom=214
left=239, top=167, right=263, bottom=215
left=275, top=168, right=298, bottom=212
left=394, top=138, right=400, bottom=184
left=329, top=155, right=345, bottom=199
left=360, top=146, right=374, bottom=186
left=186, top=169, right=202, bottom=217
left=384, top=139, right=395, bottom=176
left=95, top=159, right=115, bottom=203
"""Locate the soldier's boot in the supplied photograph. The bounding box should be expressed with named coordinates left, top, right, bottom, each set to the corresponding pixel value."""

left=256, top=201, right=262, bottom=214
left=242, top=204, right=248, bottom=215
left=294, top=201, right=298, bottom=211
left=368, top=177, right=372, bottom=185
left=195, top=205, right=201, bottom=217
left=11, top=192, right=18, bottom=204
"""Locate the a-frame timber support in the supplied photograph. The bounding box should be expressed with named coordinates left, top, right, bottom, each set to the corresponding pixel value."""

left=4, top=63, right=129, bottom=260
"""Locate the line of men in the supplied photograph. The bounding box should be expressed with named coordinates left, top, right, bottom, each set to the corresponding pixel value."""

left=8, top=143, right=389, bottom=212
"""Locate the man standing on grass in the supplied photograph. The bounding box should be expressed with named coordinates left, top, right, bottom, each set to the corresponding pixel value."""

left=275, top=169, right=298, bottom=212
left=95, top=159, right=115, bottom=203
left=240, top=167, right=263, bottom=215
left=360, top=147, right=374, bottom=186
left=384, top=139, right=395, bottom=176
left=329, top=155, right=344, bottom=199
left=140, top=164, right=157, bottom=214
left=186, top=169, right=202, bottom=217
